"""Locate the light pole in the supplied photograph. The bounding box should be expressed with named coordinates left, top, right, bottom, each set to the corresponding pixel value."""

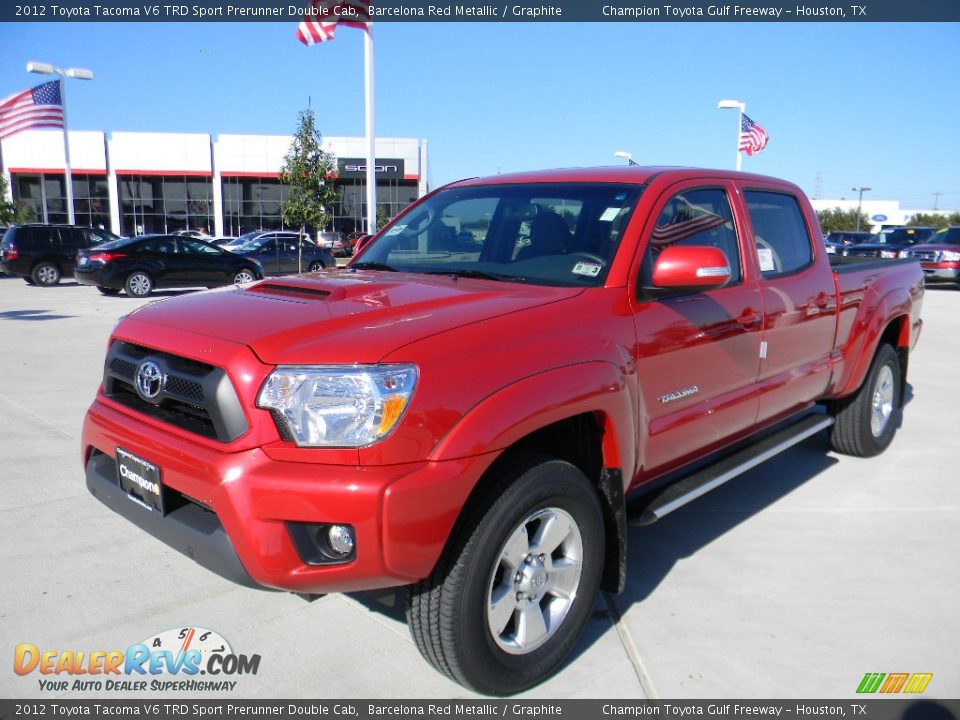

left=614, top=151, right=633, bottom=165
left=852, top=186, right=871, bottom=231
left=717, top=99, right=745, bottom=171
left=27, top=61, right=94, bottom=226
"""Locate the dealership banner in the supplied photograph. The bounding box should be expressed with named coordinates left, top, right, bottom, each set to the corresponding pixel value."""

left=2, top=700, right=959, bottom=719
left=3, top=0, right=960, bottom=21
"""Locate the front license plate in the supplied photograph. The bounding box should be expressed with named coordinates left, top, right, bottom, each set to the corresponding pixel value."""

left=116, top=447, right=165, bottom=514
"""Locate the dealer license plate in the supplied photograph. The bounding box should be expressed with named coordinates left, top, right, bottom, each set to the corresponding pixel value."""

left=116, top=447, right=165, bottom=514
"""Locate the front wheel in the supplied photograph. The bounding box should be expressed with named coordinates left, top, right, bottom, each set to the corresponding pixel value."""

left=32, top=262, right=61, bottom=286
left=124, top=271, right=153, bottom=297
left=406, top=454, right=604, bottom=695
left=308, top=261, right=325, bottom=272
left=233, top=269, right=256, bottom=285
left=829, top=343, right=901, bottom=457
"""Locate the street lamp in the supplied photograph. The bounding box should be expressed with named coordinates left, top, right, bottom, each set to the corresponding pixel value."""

left=614, top=151, right=634, bottom=165
left=852, top=186, right=871, bottom=231
left=717, top=99, right=745, bottom=171
left=27, top=60, right=94, bottom=226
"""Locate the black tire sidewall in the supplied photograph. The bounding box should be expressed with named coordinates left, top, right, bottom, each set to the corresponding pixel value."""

left=308, top=261, right=323, bottom=271
left=861, top=344, right=901, bottom=454
left=451, top=461, right=605, bottom=695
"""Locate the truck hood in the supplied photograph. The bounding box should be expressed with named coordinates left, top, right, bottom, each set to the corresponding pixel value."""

left=125, top=269, right=583, bottom=365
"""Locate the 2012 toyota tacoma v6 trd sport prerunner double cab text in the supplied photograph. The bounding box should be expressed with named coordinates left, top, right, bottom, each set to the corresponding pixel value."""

left=82, top=167, right=923, bottom=695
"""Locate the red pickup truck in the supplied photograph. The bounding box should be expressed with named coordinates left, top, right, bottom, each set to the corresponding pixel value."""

left=82, top=167, right=923, bottom=695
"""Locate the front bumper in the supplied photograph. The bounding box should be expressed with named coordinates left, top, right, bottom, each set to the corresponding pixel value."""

left=920, top=264, right=960, bottom=282
left=83, top=398, right=494, bottom=594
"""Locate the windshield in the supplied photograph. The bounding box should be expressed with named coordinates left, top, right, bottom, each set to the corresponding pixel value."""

left=926, top=228, right=960, bottom=245
left=869, top=228, right=932, bottom=245
left=356, top=183, right=642, bottom=287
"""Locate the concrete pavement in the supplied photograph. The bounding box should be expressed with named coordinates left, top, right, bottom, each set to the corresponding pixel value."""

left=0, top=273, right=956, bottom=700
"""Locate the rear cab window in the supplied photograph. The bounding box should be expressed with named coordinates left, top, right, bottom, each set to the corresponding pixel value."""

left=743, top=191, right=814, bottom=277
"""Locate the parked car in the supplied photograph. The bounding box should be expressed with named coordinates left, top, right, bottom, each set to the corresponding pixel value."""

left=845, top=226, right=937, bottom=259
left=82, top=166, right=923, bottom=695
left=231, top=231, right=333, bottom=275
left=823, top=230, right=871, bottom=255
left=74, top=234, right=262, bottom=297
left=316, top=231, right=349, bottom=257
left=900, top=226, right=960, bottom=285
left=0, top=224, right=119, bottom=286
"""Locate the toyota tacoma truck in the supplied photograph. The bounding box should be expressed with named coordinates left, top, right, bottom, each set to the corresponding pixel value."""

left=82, top=167, right=923, bottom=695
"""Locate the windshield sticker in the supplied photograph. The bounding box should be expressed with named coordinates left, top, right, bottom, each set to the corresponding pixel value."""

left=385, top=225, right=406, bottom=236
left=599, top=207, right=621, bottom=222
left=757, top=247, right=776, bottom=272
left=572, top=261, right=602, bottom=277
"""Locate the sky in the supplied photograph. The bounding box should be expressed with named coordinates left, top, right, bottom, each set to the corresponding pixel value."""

left=1, top=20, right=958, bottom=209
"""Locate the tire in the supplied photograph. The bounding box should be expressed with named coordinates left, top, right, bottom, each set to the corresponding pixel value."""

left=32, top=262, right=61, bottom=286
left=124, top=271, right=153, bottom=297
left=233, top=269, right=256, bottom=285
left=829, top=343, right=901, bottom=457
left=308, top=261, right=325, bottom=272
left=97, top=286, right=121, bottom=296
left=406, top=453, right=605, bottom=695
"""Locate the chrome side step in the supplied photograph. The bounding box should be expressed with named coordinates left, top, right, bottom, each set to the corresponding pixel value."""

left=630, top=414, right=835, bottom=526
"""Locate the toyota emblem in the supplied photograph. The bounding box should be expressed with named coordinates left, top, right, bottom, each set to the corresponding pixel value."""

left=135, top=360, right=166, bottom=400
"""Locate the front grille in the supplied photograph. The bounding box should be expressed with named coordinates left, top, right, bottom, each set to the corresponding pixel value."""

left=102, top=341, right=247, bottom=443
left=912, top=250, right=940, bottom=262
left=849, top=249, right=880, bottom=258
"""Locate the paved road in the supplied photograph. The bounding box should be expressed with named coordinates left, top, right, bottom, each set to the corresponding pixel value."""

left=0, top=274, right=956, bottom=700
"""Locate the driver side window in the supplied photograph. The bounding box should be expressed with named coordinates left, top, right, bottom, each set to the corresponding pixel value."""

left=640, top=187, right=742, bottom=289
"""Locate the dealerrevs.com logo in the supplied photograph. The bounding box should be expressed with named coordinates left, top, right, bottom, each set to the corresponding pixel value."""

left=856, top=672, right=933, bottom=694
left=14, top=627, right=261, bottom=693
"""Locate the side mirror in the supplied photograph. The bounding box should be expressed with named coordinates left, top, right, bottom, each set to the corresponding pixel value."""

left=649, top=245, right=732, bottom=293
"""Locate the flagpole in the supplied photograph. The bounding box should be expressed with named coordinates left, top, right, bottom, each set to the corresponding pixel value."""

left=364, top=24, right=376, bottom=234
left=58, top=76, right=76, bottom=225
left=735, top=103, right=743, bottom=172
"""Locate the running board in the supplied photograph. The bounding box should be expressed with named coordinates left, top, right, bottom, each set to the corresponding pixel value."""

left=629, top=414, right=835, bottom=526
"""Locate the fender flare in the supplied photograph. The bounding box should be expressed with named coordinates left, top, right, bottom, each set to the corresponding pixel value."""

left=833, top=284, right=912, bottom=399
left=429, top=360, right=636, bottom=477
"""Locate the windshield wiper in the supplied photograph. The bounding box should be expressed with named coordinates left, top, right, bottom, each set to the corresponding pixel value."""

left=426, top=269, right=525, bottom=283
left=350, top=261, right=398, bottom=272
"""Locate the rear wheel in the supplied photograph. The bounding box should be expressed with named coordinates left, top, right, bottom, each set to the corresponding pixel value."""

left=32, top=262, right=61, bottom=286
left=97, top=286, right=121, bottom=296
left=829, top=343, right=901, bottom=457
left=124, top=271, right=153, bottom=297
left=406, top=454, right=604, bottom=695
left=308, top=261, right=325, bottom=272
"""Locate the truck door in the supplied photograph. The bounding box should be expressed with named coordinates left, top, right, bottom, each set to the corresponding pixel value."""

left=631, top=183, right=763, bottom=476
left=741, top=189, right=837, bottom=424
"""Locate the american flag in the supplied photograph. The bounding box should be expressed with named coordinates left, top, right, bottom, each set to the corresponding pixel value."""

left=296, top=0, right=371, bottom=46
left=739, top=113, right=769, bottom=156
left=650, top=200, right=728, bottom=253
left=0, top=81, right=64, bottom=141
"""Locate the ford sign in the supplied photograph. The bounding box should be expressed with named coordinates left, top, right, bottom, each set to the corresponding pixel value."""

left=871, top=214, right=888, bottom=222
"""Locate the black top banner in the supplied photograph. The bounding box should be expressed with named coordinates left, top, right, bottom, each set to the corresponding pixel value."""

left=3, top=0, right=960, bottom=22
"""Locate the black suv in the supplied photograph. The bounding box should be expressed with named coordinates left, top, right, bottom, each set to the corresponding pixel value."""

left=0, top=224, right=119, bottom=286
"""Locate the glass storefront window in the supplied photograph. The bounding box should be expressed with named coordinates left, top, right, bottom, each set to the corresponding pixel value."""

left=118, top=174, right=213, bottom=236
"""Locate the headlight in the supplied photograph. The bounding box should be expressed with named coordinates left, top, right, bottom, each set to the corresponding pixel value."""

left=899, top=250, right=911, bottom=258
left=257, top=365, right=418, bottom=447
left=880, top=250, right=897, bottom=259
left=825, top=245, right=836, bottom=254
left=942, top=250, right=960, bottom=262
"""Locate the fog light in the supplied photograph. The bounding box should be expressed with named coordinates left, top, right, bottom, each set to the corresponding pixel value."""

left=328, top=525, right=355, bottom=556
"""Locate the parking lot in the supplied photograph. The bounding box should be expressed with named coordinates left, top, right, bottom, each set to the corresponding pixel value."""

left=0, top=273, right=957, bottom=700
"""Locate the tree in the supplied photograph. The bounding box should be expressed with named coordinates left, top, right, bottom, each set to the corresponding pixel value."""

left=907, top=213, right=951, bottom=229
left=816, top=207, right=870, bottom=233
left=279, top=108, right=338, bottom=241
left=376, top=204, right=391, bottom=230
left=0, top=175, right=35, bottom=225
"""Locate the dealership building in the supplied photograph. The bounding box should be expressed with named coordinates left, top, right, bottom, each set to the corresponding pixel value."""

left=0, top=130, right=429, bottom=237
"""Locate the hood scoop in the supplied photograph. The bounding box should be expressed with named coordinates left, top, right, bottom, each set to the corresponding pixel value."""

left=245, top=280, right=345, bottom=301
